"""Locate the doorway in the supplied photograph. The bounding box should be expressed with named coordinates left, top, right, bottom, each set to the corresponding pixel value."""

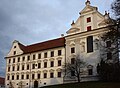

left=34, top=80, right=38, bottom=88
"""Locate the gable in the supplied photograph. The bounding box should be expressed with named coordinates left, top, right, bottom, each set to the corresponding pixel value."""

left=6, top=40, right=24, bottom=57
left=80, top=5, right=98, bottom=15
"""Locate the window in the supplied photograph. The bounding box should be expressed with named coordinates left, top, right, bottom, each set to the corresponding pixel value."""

left=13, top=51, right=16, bottom=55
left=44, top=62, right=47, bottom=68
left=50, top=61, right=54, bottom=67
left=38, top=74, right=40, bottom=79
left=7, top=76, right=10, bottom=80
left=16, top=75, right=19, bottom=80
left=87, top=17, right=91, bottom=23
left=17, top=66, right=19, bottom=71
left=71, top=58, right=75, bottom=64
left=58, top=72, right=61, bottom=77
left=27, top=56, right=30, bottom=61
left=44, top=83, right=46, bottom=85
left=33, top=54, right=35, bottom=60
left=71, top=47, right=75, bottom=53
left=44, top=52, right=47, bottom=58
left=22, top=56, right=25, bottom=61
left=8, top=67, right=10, bottom=72
left=87, top=36, right=93, bottom=53
left=71, top=71, right=75, bottom=76
left=50, top=72, right=54, bottom=78
left=21, top=75, right=24, bottom=79
left=13, top=58, right=15, bottom=63
left=87, top=26, right=91, bottom=31
left=107, top=52, right=112, bottom=60
left=12, top=66, right=15, bottom=71
left=44, top=73, right=47, bottom=78
left=38, top=63, right=41, bottom=68
left=18, top=57, right=20, bottom=62
left=106, top=41, right=111, bottom=47
left=9, top=59, right=11, bottom=63
left=22, top=65, right=24, bottom=70
left=51, top=51, right=54, bottom=57
left=38, top=53, right=41, bottom=59
left=12, top=75, right=14, bottom=80
left=88, top=69, right=93, bottom=75
left=14, top=46, right=16, bottom=48
left=32, top=64, right=35, bottom=69
left=58, top=50, right=62, bottom=56
left=26, top=74, right=29, bottom=79
left=58, top=60, right=61, bottom=66
left=27, top=64, right=29, bottom=70
left=32, top=74, right=34, bottom=79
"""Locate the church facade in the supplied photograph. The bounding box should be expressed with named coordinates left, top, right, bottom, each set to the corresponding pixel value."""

left=5, top=0, right=113, bottom=88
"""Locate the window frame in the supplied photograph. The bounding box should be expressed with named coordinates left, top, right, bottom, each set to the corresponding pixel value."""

left=58, top=60, right=61, bottom=66
left=58, top=72, right=61, bottom=77
left=51, top=51, right=54, bottom=57
left=44, top=52, right=47, bottom=58
left=58, top=50, right=62, bottom=56
left=87, top=17, right=91, bottom=23
left=50, top=61, right=54, bottom=67
left=44, top=62, right=47, bottom=68
left=50, top=72, right=54, bottom=78
left=87, top=26, right=91, bottom=31
left=44, top=73, right=47, bottom=78
left=71, top=47, right=75, bottom=54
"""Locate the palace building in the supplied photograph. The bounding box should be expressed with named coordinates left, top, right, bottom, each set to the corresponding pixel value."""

left=5, top=0, right=114, bottom=88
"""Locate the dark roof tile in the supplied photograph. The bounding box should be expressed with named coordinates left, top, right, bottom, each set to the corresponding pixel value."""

left=19, top=37, right=65, bottom=54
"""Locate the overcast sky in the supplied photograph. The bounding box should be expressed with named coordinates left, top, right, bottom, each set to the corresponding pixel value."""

left=0, top=0, right=113, bottom=77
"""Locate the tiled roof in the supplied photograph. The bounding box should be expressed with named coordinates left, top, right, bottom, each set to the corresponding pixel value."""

left=19, top=37, right=65, bottom=54
left=0, top=77, right=5, bottom=85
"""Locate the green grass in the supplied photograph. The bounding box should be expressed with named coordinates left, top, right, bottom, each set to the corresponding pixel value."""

left=41, top=81, right=120, bottom=88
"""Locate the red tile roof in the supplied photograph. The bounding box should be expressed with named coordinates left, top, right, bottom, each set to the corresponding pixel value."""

left=19, top=37, right=65, bottom=54
left=0, top=77, right=5, bottom=85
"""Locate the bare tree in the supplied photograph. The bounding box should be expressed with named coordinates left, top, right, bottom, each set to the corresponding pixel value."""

left=111, top=0, right=120, bottom=20
left=63, top=55, right=86, bottom=83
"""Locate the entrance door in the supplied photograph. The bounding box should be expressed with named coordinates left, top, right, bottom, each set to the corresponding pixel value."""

left=34, top=80, right=38, bottom=88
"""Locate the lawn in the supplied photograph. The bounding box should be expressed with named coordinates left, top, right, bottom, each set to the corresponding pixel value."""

left=41, top=81, right=120, bottom=88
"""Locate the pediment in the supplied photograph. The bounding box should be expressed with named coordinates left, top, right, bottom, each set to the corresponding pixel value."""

left=66, top=28, right=80, bottom=34
left=80, top=5, right=97, bottom=15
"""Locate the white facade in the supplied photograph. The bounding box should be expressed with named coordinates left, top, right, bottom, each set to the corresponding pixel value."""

left=5, top=0, right=113, bottom=88
left=5, top=39, right=65, bottom=88
left=65, top=0, right=108, bottom=82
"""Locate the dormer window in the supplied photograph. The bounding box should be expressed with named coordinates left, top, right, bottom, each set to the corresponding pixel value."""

left=87, top=17, right=91, bottom=23
left=87, top=26, right=91, bottom=31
